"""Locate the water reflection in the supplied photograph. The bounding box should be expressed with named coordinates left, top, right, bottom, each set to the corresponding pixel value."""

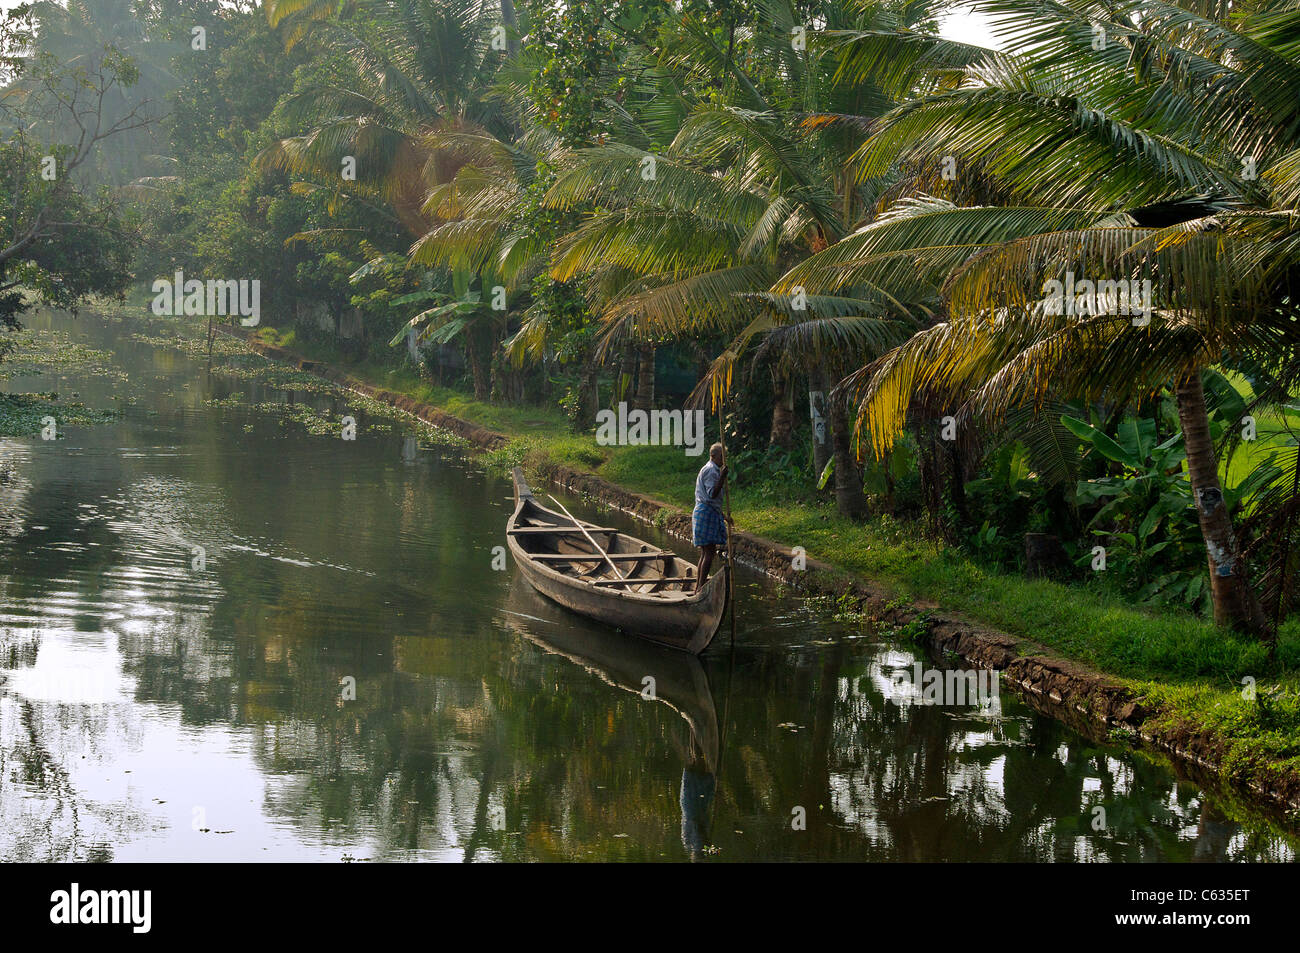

left=501, top=578, right=719, bottom=860
left=0, top=309, right=1296, bottom=862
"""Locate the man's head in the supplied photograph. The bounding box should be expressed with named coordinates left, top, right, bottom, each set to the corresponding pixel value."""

left=709, top=442, right=725, bottom=465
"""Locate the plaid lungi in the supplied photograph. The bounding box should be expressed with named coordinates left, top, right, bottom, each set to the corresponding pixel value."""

left=692, top=502, right=727, bottom=547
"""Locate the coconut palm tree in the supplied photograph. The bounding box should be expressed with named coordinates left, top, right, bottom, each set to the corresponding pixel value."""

left=786, top=0, right=1300, bottom=636
left=259, top=0, right=515, bottom=237
left=257, top=0, right=530, bottom=395
left=539, top=0, right=941, bottom=515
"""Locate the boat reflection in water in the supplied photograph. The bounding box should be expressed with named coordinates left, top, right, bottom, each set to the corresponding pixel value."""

left=500, top=577, right=721, bottom=860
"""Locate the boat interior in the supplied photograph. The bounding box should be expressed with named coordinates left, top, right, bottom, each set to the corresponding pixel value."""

left=508, top=498, right=700, bottom=597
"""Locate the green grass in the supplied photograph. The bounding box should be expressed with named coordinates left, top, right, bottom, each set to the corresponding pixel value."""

left=1139, top=678, right=1300, bottom=790
left=600, top=442, right=1300, bottom=680
left=416, top=385, right=573, bottom=436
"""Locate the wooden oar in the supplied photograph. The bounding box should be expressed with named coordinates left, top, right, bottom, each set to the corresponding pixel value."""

left=546, top=494, right=626, bottom=581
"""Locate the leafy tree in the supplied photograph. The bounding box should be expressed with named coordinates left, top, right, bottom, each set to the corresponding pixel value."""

left=0, top=6, right=142, bottom=331
left=22, top=0, right=179, bottom=183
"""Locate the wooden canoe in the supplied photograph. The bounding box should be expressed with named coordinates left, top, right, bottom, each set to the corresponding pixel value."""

left=506, top=468, right=727, bottom=654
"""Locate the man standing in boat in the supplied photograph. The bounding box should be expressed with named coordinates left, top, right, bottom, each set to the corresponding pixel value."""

left=692, top=442, right=732, bottom=592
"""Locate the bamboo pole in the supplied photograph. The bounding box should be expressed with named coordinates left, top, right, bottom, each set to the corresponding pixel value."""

left=718, top=406, right=737, bottom=648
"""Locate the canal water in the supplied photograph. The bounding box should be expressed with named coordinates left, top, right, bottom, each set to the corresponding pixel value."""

left=0, top=309, right=1295, bottom=862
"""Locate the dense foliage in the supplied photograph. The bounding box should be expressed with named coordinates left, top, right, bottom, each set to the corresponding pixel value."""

left=8, top=0, right=1300, bottom=644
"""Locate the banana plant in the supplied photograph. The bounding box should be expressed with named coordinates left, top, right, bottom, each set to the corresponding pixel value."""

left=1063, top=413, right=1280, bottom=614
left=387, top=289, right=483, bottom=348
left=384, top=287, right=502, bottom=398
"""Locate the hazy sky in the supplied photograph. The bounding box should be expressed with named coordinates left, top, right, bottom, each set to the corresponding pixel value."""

left=940, top=6, right=999, bottom=49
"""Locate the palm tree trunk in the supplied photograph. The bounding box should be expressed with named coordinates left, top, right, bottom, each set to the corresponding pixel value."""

left=466, top=322, right=492, bottom=401
left=808, top=369, right=830, bottom=484
left=633, top=345, right=655, bottom=412
left=769, top=370, right=794, bottom=448
left=499, top=0, right=518, bottom=39
left=946, top=439, right=970, bottom=529
left=1175, top=370, right=1268, bottom=637
left=617, top=345, right=636, bottom=406
left=830, top=399, right=867, bottom=520
left=577, top=357, right=599, bottom=430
